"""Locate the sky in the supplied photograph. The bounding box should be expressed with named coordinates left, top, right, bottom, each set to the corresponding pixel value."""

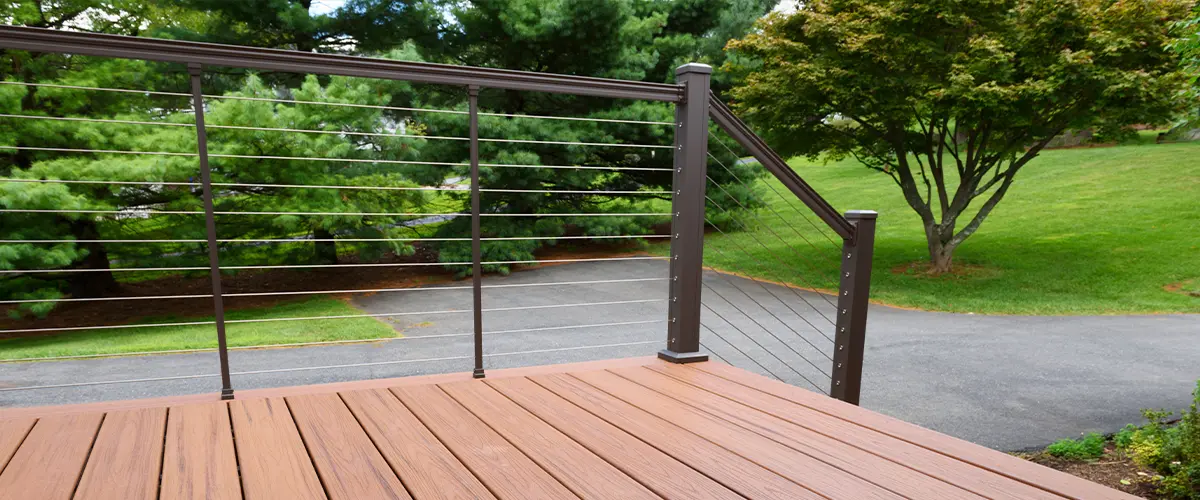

left=308, top=0, right=346, bottom=16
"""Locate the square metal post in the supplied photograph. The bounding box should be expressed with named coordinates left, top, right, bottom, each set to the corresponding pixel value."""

left=468, top=85, right=485, bottom=379
left=189, top=63, right=234, bottom=400
left=659, top=63, right=711, bottom=364
left=830, top=210, right=877, bottom=405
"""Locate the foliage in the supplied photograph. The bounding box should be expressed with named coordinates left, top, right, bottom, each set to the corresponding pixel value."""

left=726, top=0, right=1192, bottom=273
left=1173, top=3, right=1200, bottom=86
left=1047, top=432, right=1107, bottom=461
left=0, top=0, right=773, bottom=322
left=417, top=0, right=770, bottom=272
left=1115, top=382, right=1200, bottom=499
left=1, top=68, right=430, bottom=316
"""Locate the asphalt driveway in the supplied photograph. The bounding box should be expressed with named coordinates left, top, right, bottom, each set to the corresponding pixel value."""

left=1, top=259, right=1196, bottom=451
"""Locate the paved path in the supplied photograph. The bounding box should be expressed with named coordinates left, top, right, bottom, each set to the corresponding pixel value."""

left=1, top=259, right=1197, bottom=451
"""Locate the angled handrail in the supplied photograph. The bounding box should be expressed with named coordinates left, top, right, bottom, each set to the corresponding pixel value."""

left=0, top=26, right=683, bottom=102
left=707, top=93, right=855, bottom=241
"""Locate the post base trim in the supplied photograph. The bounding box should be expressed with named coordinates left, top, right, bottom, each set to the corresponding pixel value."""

left=657, top=350, right=709, bottom=364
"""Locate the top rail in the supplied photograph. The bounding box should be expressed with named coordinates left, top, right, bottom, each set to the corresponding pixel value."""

left=707, top=93, right=855, bottom=240
left=0, top=26, right=683, bottom=102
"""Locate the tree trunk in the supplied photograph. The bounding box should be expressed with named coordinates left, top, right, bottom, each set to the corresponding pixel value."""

left=924, top=221, right=957, bottom=274
left=65, top=219, right=119, bottom=297
left=313, top=228, right=338, bottom=264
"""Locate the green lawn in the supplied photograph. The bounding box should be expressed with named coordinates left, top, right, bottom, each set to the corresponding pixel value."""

left=699, top=140, right=1200, bottom=315
left=0, top=296, right=399, bottom=361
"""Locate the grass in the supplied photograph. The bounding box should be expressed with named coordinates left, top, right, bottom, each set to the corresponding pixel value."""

left=698, top=139, right=1200, bottom=314
left=0, top=296, right=399, bottom=361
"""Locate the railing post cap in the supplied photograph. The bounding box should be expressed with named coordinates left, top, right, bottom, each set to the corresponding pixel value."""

left=675, top=63, right=713, bottom=76
left=845, top=210, right=877, bottom=220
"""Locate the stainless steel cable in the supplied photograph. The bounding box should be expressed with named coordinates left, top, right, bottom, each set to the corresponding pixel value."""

left=0, top=177, right=673, bottom=195
left=706, top=176, right=839, bottom=280
left=0, top=319, right=665, bottom=362
left=0, top=113, right=193, bottom=127
left=482, top=277, right=667, bottom=289
left=0, top=145, right=195, bottom=156
left=703, top=237, right=836, bottom=344
left=0, top=340, right=661, bottom=392
left=1, top=235, right=667, bottom=244
left=700, top=301, right=825, bottom=391
left=0, top=146, right=670, bottom=172
left=478, top=111, right=672, bottom=126
left=703, top=198, right=839, bottom=326
left=0, top=178, right=201, bottom=187
left=476, top=137, right=672, bottom=149
left=482, top=235, right=669, bottom=241
left=0, top=257, right=662, bottom=271
left=0, top=278, right=664, bottom=303
left=702, top=279, right=832, bottom=369
left=0, top=208, right=672, bottom=217
left=484, top=163, right=672, bottom=172
left=702, top=278, right=832, bottom=371
left=0, top=84, right=672, bottom=125
left=699, top=322, right=784, bottom=382
left=202, top=93, right=466, bottom=114
left=708, top=132, right=842, bottom=249
left=698, top=341, right=731, bottom=365
left=0, top=80, right=191, bottom=97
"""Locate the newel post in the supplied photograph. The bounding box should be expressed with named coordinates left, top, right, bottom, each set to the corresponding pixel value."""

left=830, top=210, right=877, bottom=404
left=659, top=63, right=711, bottom=364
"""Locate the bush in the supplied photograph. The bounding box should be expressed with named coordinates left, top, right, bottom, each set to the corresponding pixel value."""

left=1047, top=433, right=1107, bottom=461
left=1117, top=381, right=1200, bottom=499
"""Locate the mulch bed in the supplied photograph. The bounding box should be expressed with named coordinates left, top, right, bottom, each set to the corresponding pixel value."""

left=1019, top=445, right=1163, bottom=499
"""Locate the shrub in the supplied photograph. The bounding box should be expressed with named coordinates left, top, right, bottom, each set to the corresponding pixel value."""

left=1047, top=433, right=1107, bottom=461
left=1117, top=381, right=1200, bottom=499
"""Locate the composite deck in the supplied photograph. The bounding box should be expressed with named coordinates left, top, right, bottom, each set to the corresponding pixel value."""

left=0, top=357, right=1133, bottom=500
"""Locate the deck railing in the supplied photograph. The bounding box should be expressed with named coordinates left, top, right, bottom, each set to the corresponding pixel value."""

left=0, top=26, right=875, bottom=405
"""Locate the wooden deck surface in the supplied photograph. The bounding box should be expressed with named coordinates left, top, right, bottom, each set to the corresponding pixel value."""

left=0, top=357, right=1135, bottom=499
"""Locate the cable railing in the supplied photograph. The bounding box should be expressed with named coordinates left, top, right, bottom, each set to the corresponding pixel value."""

left=0, top=26, right=876, bottom=408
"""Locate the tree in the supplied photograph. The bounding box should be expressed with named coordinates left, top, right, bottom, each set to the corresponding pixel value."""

left=726, top=0, right=1191, bottom=273
left=160, top=0, right=442, bottom=55
left=413, top=0, right=769, bottom=272
left=2, top=63, right=429, bottom=317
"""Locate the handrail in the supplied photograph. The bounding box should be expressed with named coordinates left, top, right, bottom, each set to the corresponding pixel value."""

left=0, top=26, right=683, bottom=102
left=707, top=92, right=856, bottom=241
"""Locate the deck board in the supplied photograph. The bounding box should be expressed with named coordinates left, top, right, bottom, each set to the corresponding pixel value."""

left=228, top=397, right=327, bottom=500
left=612, top=366, right=986, bottom=499
left=440, top=380, right=658, bottom=499
left=73, top=407, right=167, bottom=500
left=0, top=358, right=1137, bottom=500
left=391, top=384, right=576, bottom=499
left=0, top=418, right=36, bottom=475
left=530, top=372, right=824, bottom=499
left=691, top=362, right=1130, bottom=500
left=0, top=413, right=103, bottom=500
left=485, top=376, right=742, bottom=500
left=286, top=393, right=410, bottom=500
left=340, top=389, right=494, bottom=500
left=160, top=403, right=243, bottom=500
left=648, top=363, right=1060, bottom=500
left=572, top=369, right=904, bottom=500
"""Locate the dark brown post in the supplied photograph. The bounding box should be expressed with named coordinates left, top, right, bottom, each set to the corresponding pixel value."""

left=469, top=85, right=485, bottom=379
left=659, top=63, right=711, bottom=364
left=189, top=63, right=234, bottom=400
left=831, top=210, right=877, bottom=404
